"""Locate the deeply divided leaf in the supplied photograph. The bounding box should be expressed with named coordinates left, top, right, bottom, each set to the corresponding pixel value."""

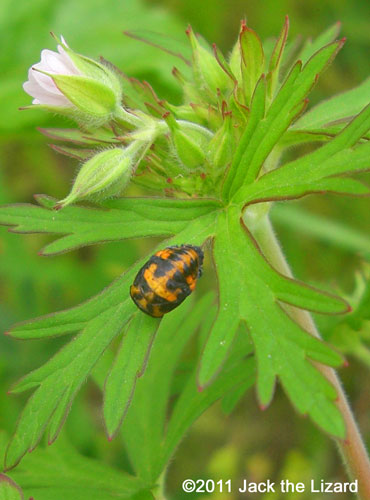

left=199, top=208, right=346, bottom=437
left=0, top=196, right=220, bottom=256
left=223, top=39, right=344, bottom=201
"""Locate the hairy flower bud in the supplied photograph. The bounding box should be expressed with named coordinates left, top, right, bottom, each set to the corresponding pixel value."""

left=55, top=145, right=140, bottom=209
left=23, top=35, right=122, bottom=128
left=163, top=112, right=209, bottom=169
left=186, top=26, right=229, bottom=95
left=207, top=112, right=235, bottom=175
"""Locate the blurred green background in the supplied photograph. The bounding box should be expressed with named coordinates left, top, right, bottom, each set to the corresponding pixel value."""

left=0, top=0, right=369, bottom=498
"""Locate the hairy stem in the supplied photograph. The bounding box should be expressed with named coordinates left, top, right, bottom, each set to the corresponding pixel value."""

left=152, top=471, right=167, bottom=500
left=252, top=213, right=370, bottom=500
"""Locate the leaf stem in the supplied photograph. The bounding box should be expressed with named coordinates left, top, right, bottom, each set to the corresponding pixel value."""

left=252, top=213, right=370, bottom=500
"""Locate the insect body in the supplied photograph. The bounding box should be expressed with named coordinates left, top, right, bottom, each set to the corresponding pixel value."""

left=130, top=245, right=204, bottom=318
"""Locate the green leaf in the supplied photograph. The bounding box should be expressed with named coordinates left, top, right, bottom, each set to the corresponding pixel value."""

left=199, top=208, right=346, bottom=437
left=9, top=435, right=147, bottom=500
left=239, top=23, right=265, bottom=104
left=223, top=39, right=344, bottom=201
left=7, top=209, right=217, bottom=340
left=293, top=77, right=370, bottom=130
left=5, top=301, right=134, bottom=470
left=0, top=475, right=24, bottom=500
left=222, top=74, right=267, bottom=199
left=279, top=121, right=370, bottom=147
left=235, top=104, right=370, bottom=204
left=0, top=195, right=220, bottom=256
left=122, top=294, right=214, bottom=483
left=269, top=274, right=349, bottom=314
left=103, top=313, right=160, bottom=438
left=198, top=212, right=247, bottom=387
left=122, top=293, right=255, bottom=480
left=298, top=22, right=342, bottom=64
left=200, top=208, right=346, bottom=388
left=4, top=206, right=216, bottom=468
left=3, top=201, right=218, bottom=468
left=160, top=357, right=256, bottom=469
left=266, top=16, right=289, bottom=100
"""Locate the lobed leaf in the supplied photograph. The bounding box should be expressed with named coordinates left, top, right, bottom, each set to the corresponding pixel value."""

left=0, top=195, right=220, bottom=256
left=222, top=74, right=267, bottom=199
left=103, top=313, right=160, bottom=438
left=7, top=209, right=218, bottom=339
left=269, top=274, right=350, bottom=314
left=9, top=435, right=147, bottom=500
left=5, top=301, right=134, bottom=470
left=221, top=379, right=253, bottom=414
left=122, top=294, right=214, bottom=483
left=293, top=77, right=370, bottom=130
left=198, top=211, right=242, bottom=387
left=199, top=209, right=346, bottom=437
left=235, top=105, right=370, bottom=205
left=4, top=207, right=217, bottom=470
left=160, top=357, right=256, bottom=469
left=199, top=207, right=346, bottom=388
left=121, top=293, right=255, bottom=480
left=224, top=39, right=344, bottom=201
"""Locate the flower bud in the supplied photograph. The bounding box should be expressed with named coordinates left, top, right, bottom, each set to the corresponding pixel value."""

left=163, top=112, right=208, bottom=169
left=207, top=112, right=235, bottom=175
left=186, top=26, right=229, bottom=96
left=23, top=35, right=122, bottom=128
left=55, top=146, right=137, bottom=209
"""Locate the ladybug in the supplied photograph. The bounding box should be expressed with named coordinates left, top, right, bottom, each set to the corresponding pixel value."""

left=130, top=244, right=204, bottom=318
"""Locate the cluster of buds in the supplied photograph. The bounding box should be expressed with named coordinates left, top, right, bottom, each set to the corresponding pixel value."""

left=23, top=22, right=285, bottom=205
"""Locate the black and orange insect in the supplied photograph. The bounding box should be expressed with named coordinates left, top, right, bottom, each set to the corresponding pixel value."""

left=130, top=245, right=204, bottom=318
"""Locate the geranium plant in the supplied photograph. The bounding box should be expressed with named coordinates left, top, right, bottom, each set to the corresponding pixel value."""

left=1, top=18, right=370, bottom=500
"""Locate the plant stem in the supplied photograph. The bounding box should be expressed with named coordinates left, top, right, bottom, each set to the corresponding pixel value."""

left=252, top=213, right=370, bottom=500
left=152, top=471, right=168, bottom=500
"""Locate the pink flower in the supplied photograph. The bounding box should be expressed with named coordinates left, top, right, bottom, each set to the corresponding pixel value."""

left=23, top=37, right=80, bottom=107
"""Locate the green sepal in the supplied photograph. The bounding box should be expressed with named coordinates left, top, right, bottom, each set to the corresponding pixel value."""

left=51, top=74, right=117, bottom=117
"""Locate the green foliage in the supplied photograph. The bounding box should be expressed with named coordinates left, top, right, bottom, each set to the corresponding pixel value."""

left=198, top=208, right=346, bottom=436
left=7, top=435, right=148, bottom=500
left=0, top=195, right=220, bottom=256
left=223, top=38, right=345, bottom=199
left=121, top=294, right=255, bottom=484
left=103, top=313, right=160, bottom=439
left=234, top=104, right=370, bottom=204
left=1, top=14, right=369, bottom=499
left=0, top=474, right=24, bottom=500
left=294, top=77, right=370, bottom=130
